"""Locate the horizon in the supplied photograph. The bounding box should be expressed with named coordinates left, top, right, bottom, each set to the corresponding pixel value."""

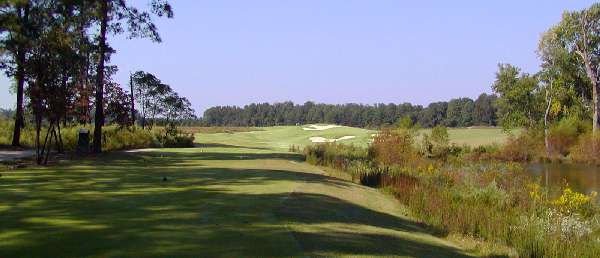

left=1, top=0, right=596, bottom=115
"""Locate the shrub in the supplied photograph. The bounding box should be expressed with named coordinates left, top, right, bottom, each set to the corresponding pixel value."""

left=570, top=132, right=600, bottom=164
left=155, top=133, right=195, bottom=148
left=370, top=128, right=419, bottom=168
left=421, top=126, right=453, bottom=159
left=466, top=144, right=500, bottom=161
left=547, top=117, right=588, bottom=157
left=497, top=130, right=543, bottom=162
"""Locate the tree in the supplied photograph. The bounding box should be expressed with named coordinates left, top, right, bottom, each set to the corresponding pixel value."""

left=23, top=0, right=92, bottom=163
left=0, top=0, right=33, bottom=147
left=492, top=64, right=542, bottom=129
left=162, top=92, right=195, bottom=134
left=132, top=70, right=162, bottom=128
left=418, top=102, right=447, bottom=128
left=445, top=97, right=474, bottom=127
left=549, top=3, right=600, bottom=133
left=472, top=93, right=497, bottom=126
left=105, top=81, right=132, bottom=127
left=91, top=0, right=173, bottom=153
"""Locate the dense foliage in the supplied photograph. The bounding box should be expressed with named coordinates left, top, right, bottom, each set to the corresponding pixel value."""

left=0, top=1, right=198, bottom=163
left=202, top=94, right=498, bottom=128
left=0, top=0, right=184, bottom=163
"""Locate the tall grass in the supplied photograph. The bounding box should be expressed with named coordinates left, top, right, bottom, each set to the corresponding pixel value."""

left=0, top=119, right=14, bottom=146
left=0, top=119, right=194, bottom=151
left=304, top=129, right=600, bottom=257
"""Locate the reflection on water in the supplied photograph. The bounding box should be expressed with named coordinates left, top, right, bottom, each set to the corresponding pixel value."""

left=526, top=163, right=600, bottom=201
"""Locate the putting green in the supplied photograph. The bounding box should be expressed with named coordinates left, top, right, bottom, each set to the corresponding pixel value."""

left=0, top=143, right=473, bottom=257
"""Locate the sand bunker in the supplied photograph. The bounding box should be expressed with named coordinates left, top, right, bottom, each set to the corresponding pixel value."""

left=302, top=124, right=341, bottom=131
left=309, top=135, right=356, bottom=143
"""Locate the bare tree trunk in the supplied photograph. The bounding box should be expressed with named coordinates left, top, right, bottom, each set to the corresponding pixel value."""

left=578, top=15, right=599, bottom=134
left=130, top=73, right=135, bottom=126
left=594, top=80, right=599, bottom=133
left=141, top=99, right=147, bottom=129
left=35, top=115, right=41, bottom=164
left=39, top=124, right=52, bottom=164
left=544, top=80, right=553, bottom=157
left=11, top=4, right=29, bottom=147
left=43, top=123, right=54, bottom=165
left=582, top=60, right=599, bottom=154
left=93, top=0, right=109, bottom=153
left=57, top=123, right=64, bottom=151
left=12, top=47, right=25, bottom=147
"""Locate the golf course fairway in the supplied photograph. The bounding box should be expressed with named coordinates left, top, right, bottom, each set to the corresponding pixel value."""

left=0, top=127, right=476, bottom=257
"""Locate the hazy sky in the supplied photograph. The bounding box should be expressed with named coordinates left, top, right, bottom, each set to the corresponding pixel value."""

left=0, top=0, right=596, bottom=115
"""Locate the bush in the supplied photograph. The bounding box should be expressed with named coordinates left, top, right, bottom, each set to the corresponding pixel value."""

left=497, top=130, right=543, bottom=162
left=465, top=144, right=500, bottom=161
left=421, top=126, right=457, bottom=159
left=570, top=132, right=600, bottom=164
left=547, top=117, right=589, bottom=157
left=155, top=133, right=195, bottom=148
left=370, top=128, right=419, bottom=168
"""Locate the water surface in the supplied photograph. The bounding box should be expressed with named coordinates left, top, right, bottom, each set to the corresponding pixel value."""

left=526, top=163, right=600, bottom=200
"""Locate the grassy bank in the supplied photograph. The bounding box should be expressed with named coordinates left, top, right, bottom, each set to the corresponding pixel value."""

left=303, top=128, right=600, bottom=257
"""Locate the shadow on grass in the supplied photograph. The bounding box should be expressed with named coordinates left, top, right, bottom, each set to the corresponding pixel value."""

left=114, top=150, right=305, bottom=163
left=0, top=150, right=474, bottom=257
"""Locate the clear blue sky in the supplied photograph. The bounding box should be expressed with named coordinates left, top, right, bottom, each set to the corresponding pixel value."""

left=0, top=0, right=596, bottom=115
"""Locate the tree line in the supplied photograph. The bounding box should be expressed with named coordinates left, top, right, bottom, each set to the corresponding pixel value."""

left=1, top=1, right=194, bottom=163
left=203, top=2, right=600, bottom=138
left=201, top=93, right=498, bottom=128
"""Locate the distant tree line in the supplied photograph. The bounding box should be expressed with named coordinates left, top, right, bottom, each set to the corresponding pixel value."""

left=201, top=93, right=498, bottom=128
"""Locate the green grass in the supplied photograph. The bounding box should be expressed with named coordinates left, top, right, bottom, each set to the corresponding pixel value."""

left=195, top=125, right=376, bottom=150
left=0, top=130, right=475, bottom=257
left=194, top=125, right=516, bottom=150
left=417, top=127, right=517, bottom=147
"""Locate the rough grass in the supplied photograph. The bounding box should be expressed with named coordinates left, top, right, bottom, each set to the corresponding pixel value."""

left=0, top=146, right=473, bottom=257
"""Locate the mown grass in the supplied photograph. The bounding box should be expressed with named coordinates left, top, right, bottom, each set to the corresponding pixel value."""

left=194, top=125, right=515, bottom=151
left=0, top=146, right=473, bottom=257
left=195, top=125, right=376, bottom=150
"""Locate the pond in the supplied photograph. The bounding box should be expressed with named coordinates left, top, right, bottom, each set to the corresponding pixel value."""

left=526, top=163, right=600, bottom=200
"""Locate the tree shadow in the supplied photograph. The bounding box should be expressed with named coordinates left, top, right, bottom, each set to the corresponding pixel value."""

left=1, top=150, right=476, bottom=257
left=113, top=150, right=305, bottom=162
